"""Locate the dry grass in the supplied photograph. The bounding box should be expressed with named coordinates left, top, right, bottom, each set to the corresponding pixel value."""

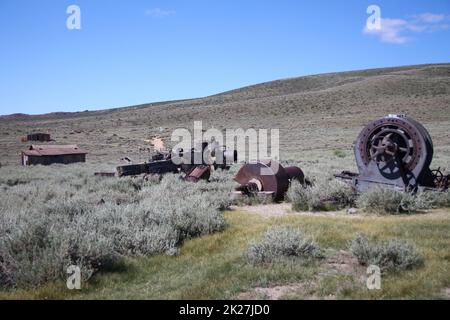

left=1, top=210, right=450, bottom=300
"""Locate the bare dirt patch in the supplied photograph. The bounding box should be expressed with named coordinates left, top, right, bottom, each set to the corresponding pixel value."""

left=235, top=279, right=338, bottom=300
left=234, top=203, right=292, bottom=218
left=323, top=250, right=366, bottom=280
left=235, top=203, right=362, bottom=218
left=236, top=283, right=308, bottom=300
left=236, top=250, right=365, bottom=300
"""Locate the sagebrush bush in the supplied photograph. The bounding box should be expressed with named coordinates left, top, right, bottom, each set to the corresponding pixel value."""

left=286, top=180, right=310, bottom=211
left=333, top=149, right=346, bottom=158
left=287, top=177, right=355, bottom=212
left=244, top=226, right=322, bottom=265
left=415, top=190, right=450, bottom=209
left=356, top=186, right=449, bottom=214
left=233, top=193, right=274, bottom=206
left=356, top=186, right=409, bottom=214
left=350, top=234, right=424, bottom=272
left=0, top=210, right=118, bottom=287
left=0, top=164, right=234, bottom=288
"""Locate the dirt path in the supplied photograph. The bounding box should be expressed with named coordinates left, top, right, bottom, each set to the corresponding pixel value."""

left=233, top=203, right=362, bottom=218
left=234, top=203, right=448, bottom=220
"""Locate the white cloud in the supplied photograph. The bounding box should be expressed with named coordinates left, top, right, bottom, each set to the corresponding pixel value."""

left=364, top=12, right=449, bottom=44
left=414, top=13, right=445, bottom=23
left=364, top=18, right=411, bottom=44
left=145, top=8, right=176, bottom=18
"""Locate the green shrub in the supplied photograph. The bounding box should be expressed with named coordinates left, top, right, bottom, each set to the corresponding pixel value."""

left=0, top=213, right=118, bottom=287
left=233, top=193, right=274, bottom=206
left=357, top=186, right=411, bottom=214
left=350, top=234, right=424, bottom=272
left=333, top=149, right=346, bottom=158
left=287, top=178, right=355, bottom=212
left=0, top=166, right=231, bottom=288
left=244, top=226, right=322, bottom=265
left=415, top=190, right=450, bottom=208
left=286, top=180, right=310, bottom=211
left=356, top=186, right=449, bottom=214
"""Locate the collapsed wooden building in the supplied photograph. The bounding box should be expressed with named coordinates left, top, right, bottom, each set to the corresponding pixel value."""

left=25, top=133, right=51, bottom=142
left=21, top=145, right=87, bottom=166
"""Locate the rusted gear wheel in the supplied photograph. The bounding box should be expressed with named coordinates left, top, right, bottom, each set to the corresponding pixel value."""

left=368, top=130, right=412, bottom=178
left=345, top=115, right=438, bottom=192
left=358, top=116, right=433, bottom=173
left=431, top=169, right=444, bottom=189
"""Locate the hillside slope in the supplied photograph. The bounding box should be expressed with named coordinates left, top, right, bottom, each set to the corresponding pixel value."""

left=1, top=63, right=449, bottom=169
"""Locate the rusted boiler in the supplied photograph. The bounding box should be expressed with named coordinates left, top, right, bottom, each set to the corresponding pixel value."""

left=233, top=160, right=305, bottom=201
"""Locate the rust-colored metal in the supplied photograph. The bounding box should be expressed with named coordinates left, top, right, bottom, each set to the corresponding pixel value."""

left=284, top=166, right=305, bottom=184
left=357, top=116, right=431, bottom=171
left=234, top=160, right=299, bottom=201
left=431, top=168, right=450, bottom=190
left=336, top=114, right=447, bottom=192
left=94, top=172, right=116, bottom=177
left=184, top=165, right=211, bottom=182
left=117, top=141, right=237, bottom=178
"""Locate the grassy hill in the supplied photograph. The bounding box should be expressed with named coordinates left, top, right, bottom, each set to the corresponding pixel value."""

left=1, top=63, right=449, bottom=170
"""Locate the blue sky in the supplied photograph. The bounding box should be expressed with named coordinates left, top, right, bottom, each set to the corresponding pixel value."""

left=0, top=0, right=449, bottom=115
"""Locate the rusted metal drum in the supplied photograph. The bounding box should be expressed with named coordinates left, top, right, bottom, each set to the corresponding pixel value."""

left=284, top=166, right=305, bottom=184
left=234, top=160, right=291, bottom=201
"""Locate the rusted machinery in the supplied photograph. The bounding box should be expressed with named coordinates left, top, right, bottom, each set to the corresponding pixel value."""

left=336, top=114, right=449, bottom=192
left=116, top=142, right=238, bottom=182
left=233, top=160, right=305, bottom=201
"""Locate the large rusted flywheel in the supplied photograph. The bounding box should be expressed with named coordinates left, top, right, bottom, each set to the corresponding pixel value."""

left=338, top=114, right=440, bottom=192
left=357, top=115, right=433, bottom=172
